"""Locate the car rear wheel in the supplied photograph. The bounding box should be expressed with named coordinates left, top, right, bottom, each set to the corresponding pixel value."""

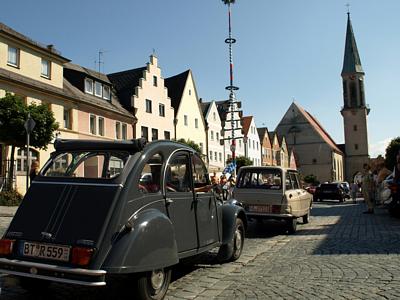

left=217, top=218, right=245, bottom=262
left=136, top=268, right=171, bottom=300
left=302, top=213, right=309, bottom=224
left=286, top=218, right=297, bottom=234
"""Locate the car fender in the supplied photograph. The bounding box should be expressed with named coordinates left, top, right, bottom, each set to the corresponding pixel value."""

left=102, top=208, right=178, bottom=274
left=220, top=200, right=247, bottom=245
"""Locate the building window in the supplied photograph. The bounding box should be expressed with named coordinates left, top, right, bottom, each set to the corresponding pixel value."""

left=95, top=81, right=102, bottom=97
left=153, top=76, right=157, bottom=87
left=141, top=126, right=149, bottom=141
left=159, top=104, right=165, bottom=117
left=353, top=125, right=357, bottom=131
left=184, top=115, right=188, bottom=126
left=355, top=144, right=359, bottom=150
left=189, top=89, right=191, bottom=95
left=146, top=99, right=152, bottom=113
left=16, top=148, right=38, bottom=173
left=256, top=142, right=259, bottom=150
left=63, top=108, right=72, bottom=129
left=85, top=78, right=93, bottom=94
left=103, top=85, right=111, bottom=100
left=90, top=114, right=96, bottom=135
left=209, top=151, right=213, bottom=161
left=152, top=128, right=158, bottom=141
left=219, top=152, right=222, bottom=162
left=216, top=132, right=219, bottom=141
left=164, top=131, right=170, bottom=140
left=7, top=46, right=19, bottom=67
left=195, top=118, right=198, bottom=128
left=41, top=59, right=51, bottom=78
left=98, top=117, right=105, bottom=136
left=214, top=152, right=217, bottom=161
left=213, top=112, right=216, bottom=121
left=210, top=131, right=214, bottom=141
left=115, top=122, right=121, bottom=139
left=122, top=124, right=127, bottom=140
left=312, top=158, right=317, bottom=164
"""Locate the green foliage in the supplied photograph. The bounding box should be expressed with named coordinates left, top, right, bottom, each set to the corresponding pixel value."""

left=227, top=156, right=253, bottom=171
left=0, top=189, right=23, bottom=206
left=177, top=138, right=202, bottom=154
left=385, top=137, right=400, bottom=170
left=303, top=174, right=319, bottom=186
left=0, top=93, right=59, bottom=149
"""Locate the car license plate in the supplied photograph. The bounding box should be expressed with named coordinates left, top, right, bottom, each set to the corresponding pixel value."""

left=248, top=205, right=271, bottom=213
left=22, top=242, right=70, bottom=262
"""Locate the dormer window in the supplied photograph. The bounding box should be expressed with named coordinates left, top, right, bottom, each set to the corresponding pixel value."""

left=95, top=81, right=102, bottom=97
left=103, top=85, right=111, bottom=100
left=41, top=59, right=51, bottom=78
left=85, top=78, right=93, bottom=94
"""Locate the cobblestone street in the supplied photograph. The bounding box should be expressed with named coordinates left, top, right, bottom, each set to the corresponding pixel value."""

left=1, top=200, right=400, bottom=299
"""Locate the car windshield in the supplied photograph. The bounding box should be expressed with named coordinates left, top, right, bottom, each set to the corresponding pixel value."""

left=42, top=151, right=129, bottom=179
left=237, top=169, right=282, bottom=189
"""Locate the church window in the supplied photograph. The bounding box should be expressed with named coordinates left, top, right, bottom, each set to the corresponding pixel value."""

left=355, top=144, right=359, bottom=150
left=350, top=81, right=357, bottom=107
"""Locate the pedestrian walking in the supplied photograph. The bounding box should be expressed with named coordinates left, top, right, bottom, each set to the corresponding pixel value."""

left=29, top=160, right=39, bottom=183
left=361, top=163, right=374, bottom=214
left=351, top=182, right=358, bottom=203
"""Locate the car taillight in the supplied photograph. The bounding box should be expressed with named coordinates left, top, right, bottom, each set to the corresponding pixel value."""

left=71, top=247, right=94, bottom=266
left=0, top=239, right=15, bottom=256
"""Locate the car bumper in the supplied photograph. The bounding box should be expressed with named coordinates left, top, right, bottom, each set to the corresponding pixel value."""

left=246, top=212, right=293, bottom=219
left=0, top=258, right=106, bottom=286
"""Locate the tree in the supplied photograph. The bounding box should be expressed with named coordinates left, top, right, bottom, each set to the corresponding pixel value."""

left=226, top=155, right=252, bottom=172
left=385, top=137, right=400, bottom=171
left=177, top=138, right=202, bottom=154
left=303, top=174, right=319, bottom=186
left=0, top=93, right=59, bottom=190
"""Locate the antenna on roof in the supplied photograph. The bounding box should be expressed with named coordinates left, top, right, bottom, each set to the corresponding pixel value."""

left=94, top=49, right=107, bottom=73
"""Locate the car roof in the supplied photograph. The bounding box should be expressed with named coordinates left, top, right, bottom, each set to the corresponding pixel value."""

left=238, top=166, right=297, bottom=172
left=54, top=138, right=196, bottom=155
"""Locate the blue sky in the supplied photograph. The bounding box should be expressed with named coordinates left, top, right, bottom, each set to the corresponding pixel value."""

left=1, top=0, right=399, bottom=157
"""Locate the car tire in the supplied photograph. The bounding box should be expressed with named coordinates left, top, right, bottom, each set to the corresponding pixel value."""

left=136, top=268, right=171, bottom=300
left=217, top=218, right=245, bottom=262
left=19, top=277, right=50, bottom=293
left=302, top=213, right=309, bottom=224
left=286, top=218, right=297, bottom=234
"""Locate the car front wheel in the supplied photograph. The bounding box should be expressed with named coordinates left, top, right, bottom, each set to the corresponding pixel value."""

left=217, top=218, right=245, bottom=262
left=136, top=268, right=171, bottom=300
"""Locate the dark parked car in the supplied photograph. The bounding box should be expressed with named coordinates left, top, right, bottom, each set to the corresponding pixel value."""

left=0, top=139, right=246, bottom=299
left=314, top=183, right=348, bottom=202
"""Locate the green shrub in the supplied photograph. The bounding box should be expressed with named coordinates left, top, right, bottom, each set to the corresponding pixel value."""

left=0, top=189, right=23, bottom=206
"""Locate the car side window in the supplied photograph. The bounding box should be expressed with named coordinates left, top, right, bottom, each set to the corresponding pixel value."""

left=285, top=173, right=293, bottom=190
left=138, top=153, right=162, bottom=194
left=165, top=153, right=192, bottom=193
left=289, top=172, right=300, bottom=189
left=192, top=154, right=209, bottom=189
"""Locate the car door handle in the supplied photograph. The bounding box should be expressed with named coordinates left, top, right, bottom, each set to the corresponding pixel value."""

left=165, top=198, right=174, bottom=205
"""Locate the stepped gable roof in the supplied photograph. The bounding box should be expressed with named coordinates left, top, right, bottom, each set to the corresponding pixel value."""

left=241, top=116, right=253, bottom=136
left=164, top=70, right=190, bottom=114
left=293, top=102, right=343, bottom=155
left=107, top=67, right=146, bottom=109
left=0, top=22, right=69, bottom=62
left=64, top=62, right=111, bottom=84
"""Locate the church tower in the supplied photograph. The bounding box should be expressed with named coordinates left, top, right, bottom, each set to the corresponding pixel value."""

left=340, top=12, right=370, bottom=182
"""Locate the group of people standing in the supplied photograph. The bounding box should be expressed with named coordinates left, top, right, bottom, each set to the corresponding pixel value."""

left=360, top=149, right=400, bottom=215
left=210, top=172, right=236, bottom=200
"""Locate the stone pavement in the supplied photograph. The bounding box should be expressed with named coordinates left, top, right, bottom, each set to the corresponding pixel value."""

left=1, top=200, right=400, bottom=299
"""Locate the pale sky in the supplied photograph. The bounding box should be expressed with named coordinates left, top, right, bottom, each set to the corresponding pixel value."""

left=1, top=0, right=399, bottom=157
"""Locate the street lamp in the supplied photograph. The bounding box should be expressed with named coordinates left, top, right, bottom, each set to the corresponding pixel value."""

left=24, top=113, right=36, bottom=192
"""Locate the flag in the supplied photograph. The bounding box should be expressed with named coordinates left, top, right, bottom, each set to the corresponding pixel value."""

left=223, top=161, right=236, bottom=175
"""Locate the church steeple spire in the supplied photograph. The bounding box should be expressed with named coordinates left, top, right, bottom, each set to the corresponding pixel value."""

left=342, top=13, right=364, bottom=75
